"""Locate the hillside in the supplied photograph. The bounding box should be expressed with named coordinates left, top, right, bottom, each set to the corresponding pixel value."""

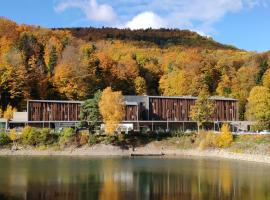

left=0, top=17, right=270, bottom=120
left=59, top=27, right=237, bottom=50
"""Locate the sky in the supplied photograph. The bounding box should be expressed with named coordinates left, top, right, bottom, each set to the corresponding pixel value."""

left=1, top=0, right=270, bottom=52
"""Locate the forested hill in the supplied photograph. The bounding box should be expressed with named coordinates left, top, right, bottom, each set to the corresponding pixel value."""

left=59, top=27, right=237, bottom=50
left=0, top=17, right=270, bottom=120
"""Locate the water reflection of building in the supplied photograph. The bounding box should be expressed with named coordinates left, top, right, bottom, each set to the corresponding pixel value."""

left=0, top=157, right=269, bottom=200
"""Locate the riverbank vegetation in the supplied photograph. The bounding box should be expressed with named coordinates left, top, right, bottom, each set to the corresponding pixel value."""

left=0, top=124, right=269, bottom=156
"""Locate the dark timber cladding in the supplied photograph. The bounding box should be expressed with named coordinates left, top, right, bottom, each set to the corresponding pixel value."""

left=149, top=97, right=196, bottom=121
left=124, top=104, right=138, bottom=121
left=149, top=97, right=238, bottom=121
left=27, top=96, right=238, bottom=123
left=28, top=100, right=82, bottom=122
left=123, top=96, right=238, bottom=122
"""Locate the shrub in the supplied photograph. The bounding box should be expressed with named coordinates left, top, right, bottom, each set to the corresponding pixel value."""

left=205, top=131, right=218, bottom=147
left=21, top=126, right=39, bottom=146
left=0, top=133, right=11, bottom=146
left=59, top=128, right=74, bottom=146
left=117, top=133, right=125, bottom=142
left=216, top=124, right=233, bottom=148
left=37, top=128, right=50, bottom=145
left=21, top=127, right=57, bottom=146
left=78, top=131, right=89, bottom=146
left=107, top=136, right=116, bottom=144
left=250, top=122, right=270, bottom=132
left=88, top=134, right=97, bottom=146
left=9, top=129, right=18, bottom=144
left=198, top=131, right=217, bottom=150
left=46, top=132, right=59, bottom=145
left=198, top=139, right=207, bottom=150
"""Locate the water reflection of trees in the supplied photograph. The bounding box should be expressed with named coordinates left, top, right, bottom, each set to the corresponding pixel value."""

left=0, top=157, right=270, bottom=200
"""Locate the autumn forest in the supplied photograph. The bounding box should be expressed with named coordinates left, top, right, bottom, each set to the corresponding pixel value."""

left=0, top=17, right=270, bottom=120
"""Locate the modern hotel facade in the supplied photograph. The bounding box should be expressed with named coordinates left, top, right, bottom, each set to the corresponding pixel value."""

left=7, top=96, right=238, bottom=131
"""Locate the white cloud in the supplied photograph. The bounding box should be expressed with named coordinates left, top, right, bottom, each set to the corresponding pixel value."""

left=126, top=11, right=167, bottom=29
left=55, top=0, right=116, bottom=23
left=54, top=0, right=269, bottom=34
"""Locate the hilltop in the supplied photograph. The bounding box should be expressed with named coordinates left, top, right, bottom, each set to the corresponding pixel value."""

left=59, top=27, right=237, bottom=50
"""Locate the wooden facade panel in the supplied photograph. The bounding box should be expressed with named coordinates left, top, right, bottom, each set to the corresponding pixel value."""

left=28, top=101, right=81, bottom=122
left=147, top=97, right=238, bottom=122
left=213, top=100, right=238, bottom=121
left=124, top=105, right=138, bottom=121
left=149, top=98, right=196, bottom=121
left=28, top=97, right=238, bottom=123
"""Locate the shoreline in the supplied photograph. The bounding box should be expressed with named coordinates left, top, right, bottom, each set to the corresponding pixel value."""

left=1, top=144, right=270, bottom=164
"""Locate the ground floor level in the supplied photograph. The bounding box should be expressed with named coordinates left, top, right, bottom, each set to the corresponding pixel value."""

left=121, top=121, right=251, bottom=133
left=3, top=120, right=253, bottom=133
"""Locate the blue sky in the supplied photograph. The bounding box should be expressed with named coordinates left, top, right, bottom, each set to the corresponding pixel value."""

left=1, top=0, right=270, bottom=52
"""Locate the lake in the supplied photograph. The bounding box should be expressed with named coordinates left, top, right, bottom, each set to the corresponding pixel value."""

left=0, top=156, right=269, bottom=200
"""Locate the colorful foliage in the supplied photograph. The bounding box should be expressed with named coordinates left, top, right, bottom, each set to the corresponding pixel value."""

left=99, top=87, right=124, bottom=134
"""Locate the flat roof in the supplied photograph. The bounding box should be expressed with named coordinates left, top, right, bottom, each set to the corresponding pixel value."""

left=28, top=95, right=237, bottom=105
left=9, top=121, right=80, bottom=123
left=124, top=95, right=237, bottom=101
left=28, top=100, right=83, bottom=104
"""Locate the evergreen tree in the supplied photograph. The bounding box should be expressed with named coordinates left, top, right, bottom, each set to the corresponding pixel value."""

left=256, top=58, right=268, bottom=84
left=47, top=46, right=57, bottom=76
left=80, top=90, right=102, bottom=131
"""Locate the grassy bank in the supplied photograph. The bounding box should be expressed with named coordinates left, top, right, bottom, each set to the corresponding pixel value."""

left=0, top=126, right=270, bottom=157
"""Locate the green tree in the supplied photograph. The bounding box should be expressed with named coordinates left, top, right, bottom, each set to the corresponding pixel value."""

left=47, top=46, right=57, bottom=76
left=80, top=90, right=102, bottom=131
left=190, top=90, right=215, bottom=133
left=256, top=57, right=268, bottom=84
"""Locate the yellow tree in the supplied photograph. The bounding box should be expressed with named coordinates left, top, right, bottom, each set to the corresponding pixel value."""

left=134, top=76, right=147, bottom=95
left=190, top=90, right=215, bottom=133
left=246, top=86, right=270, bottom=130
left=216, top=74, right=232, bottom=97
left=3, top=105, right=17, bottom=120
left=231, top=65, right=258, bottom=120
left=99, top=87, right=124, bottom=134
left=216, top=124, right=233, bottom=148
left=53, top=42, right=98, bottom=99
left=262, top=68, right=270, bottom=89
left=0, top=47, right=29, bottom=100
left=159, top=69, right=189, bottom=96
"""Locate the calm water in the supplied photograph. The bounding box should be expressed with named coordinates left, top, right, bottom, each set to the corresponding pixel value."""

left=0, top=156, right=269, bottom=200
